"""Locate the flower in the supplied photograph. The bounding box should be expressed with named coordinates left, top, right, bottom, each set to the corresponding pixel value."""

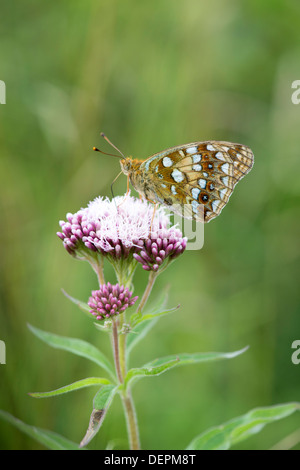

left=57, top=195, right=166, bottom=257
left=133, top=229, right=187, bottom=271
left=57, top=195, right=187, bottom=271
left=88, top=283, right=138, bottom=321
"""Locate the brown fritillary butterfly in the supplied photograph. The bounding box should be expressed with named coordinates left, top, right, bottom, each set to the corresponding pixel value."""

left=94, top=136, right=254, bottom=223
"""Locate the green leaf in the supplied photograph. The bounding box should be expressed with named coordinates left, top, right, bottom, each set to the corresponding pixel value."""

left=124, top=358, right=180, bottom=387
left=62, top=289, right=95, bottom=319
left=124, top=347, right=248, bottom=388
left=130, top=305, right=179, bottom=333
left=0, top=410, right=81, bottom=450
left=93, top=321, right=112, bottom=333
left=130, top=285, right=171, bottom=327
left=127, top=288, right=179, bottom=356
left=149, top=347, right=249, bottom=367
left=186, top=402, right=300, bottom=450
left=80, top=384, right=118, bottom=448
left=28, top=324, right=116, bottom=381
left=29, top=377, right=111, bottom=398
left=126, top=317, right=158, bottom=356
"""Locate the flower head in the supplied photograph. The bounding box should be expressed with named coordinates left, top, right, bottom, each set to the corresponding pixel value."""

left=133, top=228, right=187, bottom=271
left=57, top=195, right=187, bottom=271
left=57, top=195, right=166, bottom=257
left=88, top=282, right=138, bottom=321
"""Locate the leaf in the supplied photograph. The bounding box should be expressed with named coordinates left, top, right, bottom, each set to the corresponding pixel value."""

left=124, top=358, right=180, bottom=387
left=80, top=385, right=118, bottom=448
left=62, top=289, right=95, bottom=319
left=28, top=324, right=116, bottom=381
left=130, top=305, right=179, bottom=332
left=149, top=347, right=249, bottom=367
left=186, top=402, right=300, bottom=450
left=130, top=285, right=170, bottom=327
left=124, top=347, right=248, bottom=388
left=29, top=377, right=111, bottom=398
left=93, top=322, right=112, bottom=333
left=0, top=410, right=81, bottom=450
left=127, top=289, right=179, bottom=356
left=126, top=318, right=158, bottom=356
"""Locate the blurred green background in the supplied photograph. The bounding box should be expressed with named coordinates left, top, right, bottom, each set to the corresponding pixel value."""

left=0, top=0, right=300, bottom=450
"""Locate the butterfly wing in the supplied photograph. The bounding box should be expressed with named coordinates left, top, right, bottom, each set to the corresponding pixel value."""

left=140, top=141, right=254, bottom=223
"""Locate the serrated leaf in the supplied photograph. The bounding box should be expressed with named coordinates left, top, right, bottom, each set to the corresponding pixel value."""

left=29, top=377, right=111, bottom=398
left=0, top=410, right=81, bottom=450
left=28, top=324, right=116, bottom=381
left=124, top=347, right=248, bottom=388
left=80, top=385, right=118, bottom=448
left=186, top=402, right=300, bottom=450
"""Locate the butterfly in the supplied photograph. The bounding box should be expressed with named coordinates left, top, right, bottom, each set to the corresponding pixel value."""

left=94, top=135, right=254, bottom=223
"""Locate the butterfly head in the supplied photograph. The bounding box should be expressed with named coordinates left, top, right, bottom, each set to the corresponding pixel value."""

left=120, top=157, right=142, bottom=176
left=120, top=157, right=133, bottom=175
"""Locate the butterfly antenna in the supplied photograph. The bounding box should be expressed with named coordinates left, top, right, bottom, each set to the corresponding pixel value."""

left=93, top=147, right=121, bottom=158
left=100, top=132, right=125, bottom=159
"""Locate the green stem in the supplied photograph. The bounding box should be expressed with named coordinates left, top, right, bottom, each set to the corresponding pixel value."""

left=136, top=270, right=158, bottom=313
left=121, top=390, right=140, bottom=450
left=90, top=254, right=105, bottom=286
left=112, top=319, right=123, bottom=383
left=110, top=258, right=141, bottom=450
left=112, top=316, right=140, bottom=449
left=118, top=315, right=127, bottom=380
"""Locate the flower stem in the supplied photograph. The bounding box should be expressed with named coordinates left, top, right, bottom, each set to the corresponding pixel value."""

left=112, top=319, right=123, bottom=383
left=118, top=315, right=127, bottom=379
left=121, top=390, right=140, bottom=450
left=111, top=295, right=140, bottom=449
left=136, top=270, right=158, bottom=313
left=90, top=254, right=105, bottom=286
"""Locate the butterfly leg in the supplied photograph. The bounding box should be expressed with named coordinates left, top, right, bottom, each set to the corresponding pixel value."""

left=149, top=203, right=158, bottom=237
left=117, top=175, right=131, bottom=208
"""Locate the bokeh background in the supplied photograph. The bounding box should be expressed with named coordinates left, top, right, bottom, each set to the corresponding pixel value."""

left=0, top=0, right=300, bottom=450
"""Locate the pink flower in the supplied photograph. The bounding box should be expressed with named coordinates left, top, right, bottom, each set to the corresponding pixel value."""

left=88, top=283, right=138, bottom=321
left=133, top=229, right=187, bottom=271
left=57, top=195, right=187, bottom=270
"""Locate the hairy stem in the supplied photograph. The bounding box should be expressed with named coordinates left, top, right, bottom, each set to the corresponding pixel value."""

left=121, top=390, right=140, bottom=450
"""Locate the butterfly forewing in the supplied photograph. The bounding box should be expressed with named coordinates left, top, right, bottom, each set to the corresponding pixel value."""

left=139, top=141, right=254, bottom=223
